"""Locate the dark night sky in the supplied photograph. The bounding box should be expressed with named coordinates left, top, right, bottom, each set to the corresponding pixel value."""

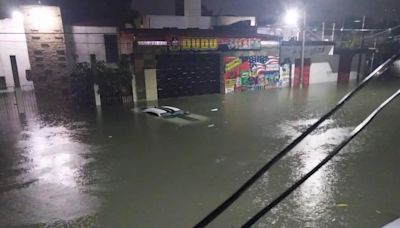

left=2, top=0, right=400, bottom=25
left=131, top=0, right=400, bottom=23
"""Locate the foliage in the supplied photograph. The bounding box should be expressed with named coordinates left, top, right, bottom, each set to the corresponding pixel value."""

left=94, top=58, right=132, bottom=96
left=70, top=56, right=133, bottom=105
left=70, top=62, right=94, bottom=105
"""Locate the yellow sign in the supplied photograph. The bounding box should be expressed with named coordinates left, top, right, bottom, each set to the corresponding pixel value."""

left=181, top=39, right=191, bottom=49
left=181, top=38, right=218, bottom=50
left=225, top=58, right=241, bottom=72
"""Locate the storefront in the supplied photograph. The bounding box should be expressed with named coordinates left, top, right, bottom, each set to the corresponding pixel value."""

left=120, top=28, right=281, bottom=100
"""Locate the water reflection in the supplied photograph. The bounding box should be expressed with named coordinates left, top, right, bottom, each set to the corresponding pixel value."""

left=276, top=118, right=352, bottom=226
left=24, top=124, right=79, bottom=187
left=1, top=81, right=399, bottom=227
left=0, top=115, right=99, bottom=226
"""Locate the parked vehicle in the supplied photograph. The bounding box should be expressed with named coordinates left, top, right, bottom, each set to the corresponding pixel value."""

left=143, top=106, right=187, bottom=118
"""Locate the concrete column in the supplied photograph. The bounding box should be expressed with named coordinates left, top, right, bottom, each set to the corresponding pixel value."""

left=93, top=84, right=101, bottom=106
left=144, top=69, right=158, bottom=101
left=132, top=76, right=138, bottom=103
left=90, top=54, right=101, bottom=106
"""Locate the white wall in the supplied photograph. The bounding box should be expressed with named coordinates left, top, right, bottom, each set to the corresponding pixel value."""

left=309, top=55, right=340, bottom=84
left=281, top=44, right=339, bottom=85
left=213, top=16, right=256, bottom=26
left=68, top=26, right=118, bottom=63
left=0, top=17, right=33, bottom=92
left=257, top=26, right=284, bottom=37
left=142, top=15, right=211, bottom=29
left=142, top=15, right=256, bottom=29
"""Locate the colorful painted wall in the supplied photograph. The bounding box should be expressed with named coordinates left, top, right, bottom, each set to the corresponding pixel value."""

left=224, top=55, right=288, bottom=94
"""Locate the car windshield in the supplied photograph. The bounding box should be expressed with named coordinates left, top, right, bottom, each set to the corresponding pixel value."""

left=1, top=1, right=400, bottom=228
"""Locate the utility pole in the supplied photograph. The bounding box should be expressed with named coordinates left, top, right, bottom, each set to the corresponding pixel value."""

left=331, top=23, right=336, bottom=41
left=300, top=10, right=306, bottom=87
left=322, top=22, right=325, bottom=40
left=370, top=38, right=377, bottom=72
left=356, top=16, right=366, bottom=81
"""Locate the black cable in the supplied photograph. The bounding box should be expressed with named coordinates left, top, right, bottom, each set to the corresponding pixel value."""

left=0, top=32, right=118, bottom=35
left=242, top=89, right=400, bottom=227
left=193, top=53, right=400, bottom=228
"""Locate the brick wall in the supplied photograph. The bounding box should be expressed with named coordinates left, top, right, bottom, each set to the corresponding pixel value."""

left=20, top=5, right=70, bottom=95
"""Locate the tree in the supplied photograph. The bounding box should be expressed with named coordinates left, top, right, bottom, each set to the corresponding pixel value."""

left=71, top=56, right=133, bottom=106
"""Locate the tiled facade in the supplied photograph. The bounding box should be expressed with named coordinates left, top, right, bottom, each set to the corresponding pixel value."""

left=20, top=6, right=70, bottom=95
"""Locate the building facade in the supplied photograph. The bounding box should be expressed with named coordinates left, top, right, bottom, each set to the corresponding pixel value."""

left=0, top=4, right=370, bottom=104
left=137, top=0, right=256, bottom=29
left=0, top=14, right=33, bottom=92
left=120, top=28, right=281, bottom=101
left=66, top=26, right=119, bottom=64
left=20, top=5, right=70, bottom=95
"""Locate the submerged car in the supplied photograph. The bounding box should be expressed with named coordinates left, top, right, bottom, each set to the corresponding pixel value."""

left=143, top=106, right=186, bottom=118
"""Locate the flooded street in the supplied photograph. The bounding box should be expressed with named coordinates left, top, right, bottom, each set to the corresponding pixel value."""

left=1, top=80, right=400, bottom=227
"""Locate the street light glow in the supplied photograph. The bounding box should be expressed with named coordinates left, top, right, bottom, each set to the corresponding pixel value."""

left=30, top=7, right=54, bottom=29
left=12, top=10, right=24, bottom=21
left=285, top=9, right=300, bottom=27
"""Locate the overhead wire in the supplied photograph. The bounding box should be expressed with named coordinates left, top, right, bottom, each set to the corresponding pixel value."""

left=193, top=53, right=400, bottom=228
left=242, top=88, right=400, bottom=227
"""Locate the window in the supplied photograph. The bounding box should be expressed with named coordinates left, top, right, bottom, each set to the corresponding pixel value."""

left=0, top=77, right=6, bottom=90
left=10, top=56, right=20, bottom=88
left=175, top=0, right=184, bottom=16
left=104, top=35, right=119, bottom=63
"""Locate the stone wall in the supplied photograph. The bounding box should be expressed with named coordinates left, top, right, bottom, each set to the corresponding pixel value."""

left=20, top=5, right=70, bottom=95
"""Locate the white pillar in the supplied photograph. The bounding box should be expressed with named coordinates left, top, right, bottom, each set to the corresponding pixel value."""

left=132, top=75, right=138, bottom=103
left=93, top=84, right=101, bottom=106
left=144, top=69, right=158, bottom=101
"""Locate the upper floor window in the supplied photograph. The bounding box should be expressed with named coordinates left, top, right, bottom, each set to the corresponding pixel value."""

left=175, top=0, right=184, bottom=16
left=104, top=35, right=119, bottom=63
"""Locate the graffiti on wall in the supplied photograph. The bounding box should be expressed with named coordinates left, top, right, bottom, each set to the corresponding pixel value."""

left=280, top=60, right=292, bottom=88
left=224, top=56, right=285, bottom=94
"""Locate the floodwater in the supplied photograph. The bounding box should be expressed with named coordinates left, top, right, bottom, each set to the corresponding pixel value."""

left=1, top=78, right=400, bottom=228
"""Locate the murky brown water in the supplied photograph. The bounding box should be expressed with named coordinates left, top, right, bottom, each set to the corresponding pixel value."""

left=1, top=78, right=400, bottom=227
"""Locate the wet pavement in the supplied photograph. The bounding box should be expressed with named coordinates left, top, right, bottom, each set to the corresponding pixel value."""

left=1, top=79, right=400, bottom=227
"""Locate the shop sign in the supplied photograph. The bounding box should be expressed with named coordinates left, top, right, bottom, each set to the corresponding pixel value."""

left=137, top=41, right=168, bottom=46
left=181, top=38, right=218, bottom=50
left=171, top=37, right=262, bottom=51
left=218, top=38, right=262, bottom=50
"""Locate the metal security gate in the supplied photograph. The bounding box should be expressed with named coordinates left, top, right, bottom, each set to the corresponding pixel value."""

left=0, top=86, right=37, bottom=119
left=156, top=54, right=220, bottom=99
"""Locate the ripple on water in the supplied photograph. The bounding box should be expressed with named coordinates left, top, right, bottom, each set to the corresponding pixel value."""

left=0, top=117, right=101, bottom=227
